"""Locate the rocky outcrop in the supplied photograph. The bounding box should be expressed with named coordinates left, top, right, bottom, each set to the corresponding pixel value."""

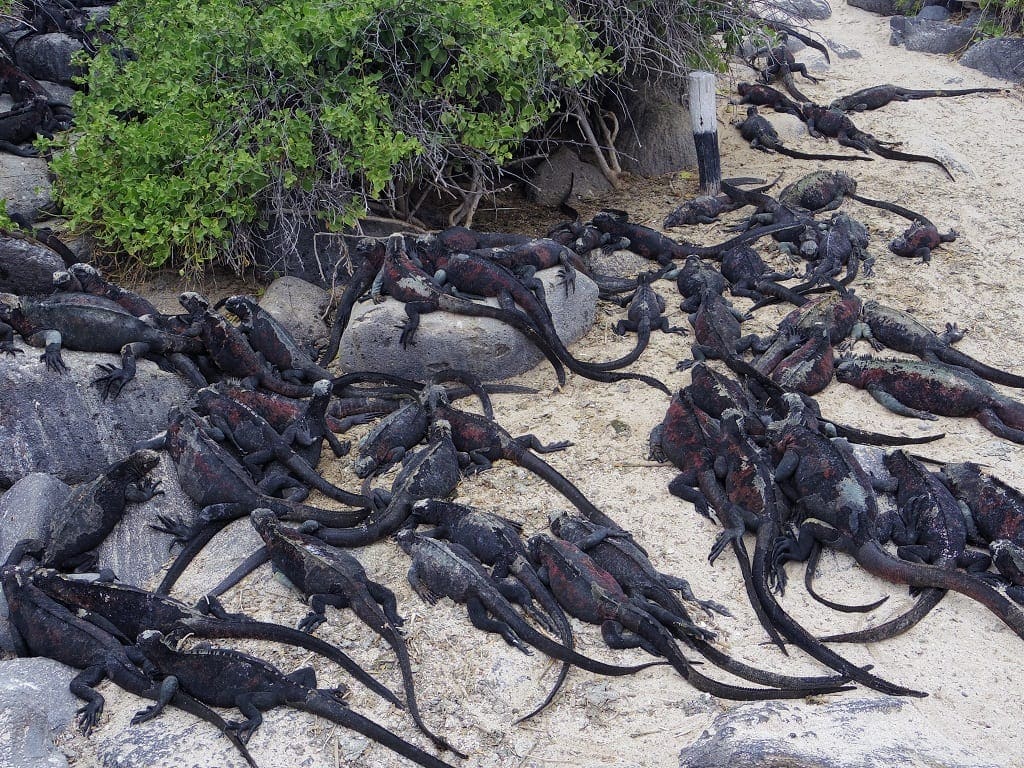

left=257, top=276, right=331, bottom=353
left=960, top=38, right=1024, bottom=82
left=615, top=84, right=698, bottom=178
left=0, top=349, right=191, bottom=489
left=678, top=698, right=1001, bottom=768
left=339, top=267, right=598, bottom=381
left=889, top=16, right=975, bottom=54
left=846, top=0, right=898, bottom=16
left=0, top=658, right=79, bottom=768
left=526, top=147, right=614, bottom=207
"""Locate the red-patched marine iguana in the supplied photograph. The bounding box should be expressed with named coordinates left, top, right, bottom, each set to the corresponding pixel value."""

left=421, top=248, right=671, bottom=393
left=829, top=83, right=1003, bottom=112
left=835, top=355, right=1024, bottom=443
left=851, top=300, right=1024, bottom=388
left=395, top=530, right=668, bottom=679
left=528, top=534, right=855, bottom=700
left=547, top=511, right=855, bottom=692
left=816, top=449, right=988, bottom=644
left=310, top=419, right=462, bottom=548
left=940, top=462, right=1024, bottom=603
left=770, top=407, right=1024, bottom=645
left=134, top=629, right=460, bottom=768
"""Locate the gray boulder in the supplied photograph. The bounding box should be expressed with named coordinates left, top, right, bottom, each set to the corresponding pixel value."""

left=846, top=0, right=898, bottom=15
left=0, top=658, right=79, bottom=768
left=339, top=267, right=598, bottom=381
left=615, top=84, right=698, bottom=178
left=1, top=153, right=54, bottom=224
left=584, top=248, right=652, bottom=281
left=918, top=4, right=951, bottom=20
left=257, top=276, right=331, bottom=352
left=0, top=349, right=191, bottom=489
left=889, top=16, right=975, bottom=53
left=0, top=473, right=71, bottom=653
left=14, top=33, right=84, bottom=84
left=0, top=234, right=68, bottom=295
left=961, top=38, right=1024, bottom=82
left=678, top=698, right=999, bottom=768
left=526, top=147, right=614, bottom=207
left=774, top=0, right=832, bottom=19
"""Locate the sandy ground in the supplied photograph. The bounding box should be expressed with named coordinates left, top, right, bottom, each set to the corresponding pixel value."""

left=54, top=4, right=1024, bottom=767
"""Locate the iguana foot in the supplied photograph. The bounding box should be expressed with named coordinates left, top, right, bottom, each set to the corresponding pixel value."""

left=150, top=514, right=198, bottom=545
left=93, top=363, right=135, bottom=400
left=297, top=611, right=327, bottom=634
left=126, top=477, right=163, bottom=503
left=42, top=346, right=68, bottom=373
left=77, top=702, right=103, bottom=734
left=0, top=342, right=22, bottom=356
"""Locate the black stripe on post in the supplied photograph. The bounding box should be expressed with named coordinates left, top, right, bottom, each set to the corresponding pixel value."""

left=689, top=70, right=721, bottom=196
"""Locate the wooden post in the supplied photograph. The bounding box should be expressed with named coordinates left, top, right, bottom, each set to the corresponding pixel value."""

left=688, top=70, right=721, bottom=196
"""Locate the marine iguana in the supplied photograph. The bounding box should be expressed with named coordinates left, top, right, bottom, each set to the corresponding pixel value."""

left=430, top=401, right=629, bottom=534
left=223, top=509, right=465, bottom=756
left=582, top=270, right=687, bottom=371
left=547, top=511, right=849, bottom=692
left=852, top=300, right=1024, bottom=388
left=0, top=292, right=201, bottom=396
left=422, top=248, right=671, bottom=393
left=1, top=563, right=258, bottom=767
left=396, top=530, right=668, bottom=677
left=835, top=356, right=1024, bottom=443
left=829, top=83, right=1003, bottom=112
left=747, top=36, right=821, bottom=103
left=407, top=498, right=590, bottom=722
left=528, top=534, right=854, bottom=700
left=141, top=405, right=371, bottom=594
left=12, top=449, right=162, bottom=571
left=771, top=409, right=1024, bottom=644
left=312, top=419, right=462, bottom=548
left=677, top=292, right=768, bottom=369
left=134, top=630, right=459, bottom=768
left=798, top=103, right=954, bottom=179
left=817, top=449, right=987, bottom=643
left=320, top=236, right=387, bottom=366
left=191, top=381, right=365, bottom=504
left=735, top=106, right=874, bottom=162
left=939, top=462, right=1024, bottom=602
left=732, top=83, right=802, bottom=116
left=29, top=567, right=401, bottom=707
left=218, top=295, right=334, bottom=383
left=662, top=176, right=777, bottom=228
left=371, top=232, right=568, bottom=385
left=0, top=95, right=55, bottom=156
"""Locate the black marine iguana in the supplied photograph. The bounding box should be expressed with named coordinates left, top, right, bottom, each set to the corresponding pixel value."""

left=830, top=83, right=1003, bottom=112
left=735, top=106, right=874, bottom=162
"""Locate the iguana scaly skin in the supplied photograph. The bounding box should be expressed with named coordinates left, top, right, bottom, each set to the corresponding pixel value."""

left=854, top=300, right=1024, bottom=388
left=735, top=106, right=872, bottom=163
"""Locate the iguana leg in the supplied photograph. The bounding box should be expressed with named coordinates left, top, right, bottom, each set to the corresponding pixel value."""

left=976, top=409, right=1024, bottom=443
left=302, top=593, right=349, bottom=633
left=367, top=581, right=404, bottom=627
left=865, top=388, right=939, bottom=420
left=93, top=341, right=151, bottom=400
left=515, top=434, right=572, bottom=453
left=465, top=596, right=531, bottom=654
left=600, top=620, right=659, bottom=655
left=69, top=665, right=107, bottom=734
left=131, top=675, right=178, bottom=724
left=226, top=695, right=265, bottom=744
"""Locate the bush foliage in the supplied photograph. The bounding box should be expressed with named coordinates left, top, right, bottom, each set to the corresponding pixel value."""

left=51, top=0, right=744, bottom=271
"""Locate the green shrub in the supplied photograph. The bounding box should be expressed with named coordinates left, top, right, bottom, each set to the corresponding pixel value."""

left=50, top=0, right=744, bottom=273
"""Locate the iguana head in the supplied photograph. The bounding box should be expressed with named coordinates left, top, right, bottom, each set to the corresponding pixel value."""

left=178, top=291, right=210, bottom=315
left=218, top=295, right=257, bottom=321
